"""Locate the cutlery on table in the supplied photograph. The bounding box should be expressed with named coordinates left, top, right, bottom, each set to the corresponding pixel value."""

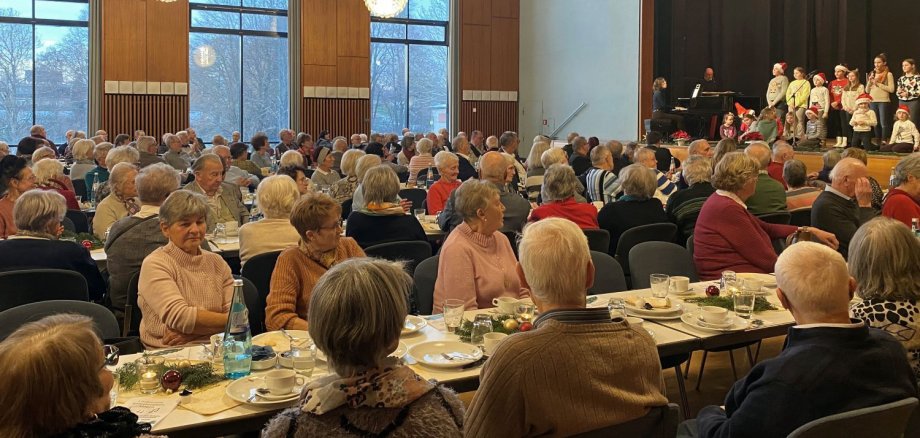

left=246, top=388, right=270, bottom=402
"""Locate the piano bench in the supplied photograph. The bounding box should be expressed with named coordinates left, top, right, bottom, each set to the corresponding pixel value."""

left=644, top=118, right=675, bottom=138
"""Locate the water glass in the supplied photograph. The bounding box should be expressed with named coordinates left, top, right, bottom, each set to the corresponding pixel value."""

left=733, top=290, right=756, bottom=319
left=470, top=314, right=493, bottom=345
left=443, top=299, right=465, bottom=333
left=720, top=270, right=737, bottom=290
left=608, top=298, right=627, bottom=322
left=414, top=208, right=426, bottom=222
left=213, top=222, right=226, bottom=244
left=516, top=303, right=536, bottom=322
left=650, top=274, right=670, bottom=298
left=290, top=336, right=316, bottom=377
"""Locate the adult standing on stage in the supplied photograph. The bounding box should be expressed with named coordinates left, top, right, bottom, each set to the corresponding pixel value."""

left=829, top=64, right=850, bottom=147
left=896, top=58, right=920, bottom=129
left=652, top=77, right=684, bottom=131
left=766, top=62, right=789, bottom=122
left=867, top=53, right=895, bottom=146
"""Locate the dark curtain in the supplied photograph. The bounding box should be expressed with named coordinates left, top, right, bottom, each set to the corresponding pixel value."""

left=655, top=0, right=920, bottom=105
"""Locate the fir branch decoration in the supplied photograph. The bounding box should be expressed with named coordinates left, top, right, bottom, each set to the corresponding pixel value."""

left=455, top=314, right=520, bottom=343
left=684, top=296, right=778, bottom=312
left=115, top=360, right=225, bottom=391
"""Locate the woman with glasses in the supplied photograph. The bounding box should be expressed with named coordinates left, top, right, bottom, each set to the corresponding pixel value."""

left=0, top=315, right=154, bottom=437
left=265, top=192, right=365, bottom=331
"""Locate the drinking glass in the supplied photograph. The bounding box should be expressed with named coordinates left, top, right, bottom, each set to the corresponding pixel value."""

left=607, top=298, right=627, bottom=322
left=290, top=336, right=317, bottom=377
left=516, top=303, right=536, bottom=322
left=733, top=289, right=756, bottom=320
left=650, top=274, right=670, bottom=298
left=213, top=222, right=226, bottom=244
left=470, top=314, right=493, bottom=345
left=720, top=270, right=737, bottom=290
left=414, top=208, right=426, bottom=222
left=443, top=299, right=465, bottom=333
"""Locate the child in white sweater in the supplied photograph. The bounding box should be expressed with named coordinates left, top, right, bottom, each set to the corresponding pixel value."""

left=882, top=104, right=920, bottom=153
left=809, top=72, right=830, bottom=118
left=849, top=93, right=877, bottom=149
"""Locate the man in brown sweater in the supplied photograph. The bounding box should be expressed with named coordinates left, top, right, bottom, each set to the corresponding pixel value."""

left=464, top=218, right=669, bottom=437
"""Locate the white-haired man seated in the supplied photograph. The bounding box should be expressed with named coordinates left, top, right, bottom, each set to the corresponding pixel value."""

left=681, top=241, right=918, bottom=438
left=464, top=218, right=668, bottom=437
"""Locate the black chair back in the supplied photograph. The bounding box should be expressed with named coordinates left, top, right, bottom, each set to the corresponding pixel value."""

left=629, top=241, right=700, bottom=289
left=787, top=397, right=919, bottom=438
left=588, top=251, right=628, bottom=295
left=0, top=300, right=120, bottom=342
left=413, top=255, right=439, bottom=315
left=572, top=403, right=680, bottom=438
left=614, top=223, right=678, bottom=278
left=66, top=209, right=91, bottom=233
left=124, top=272, right=142, bottom=337
left=756, top=211, right=792, bottom=225
left=583, top=228, right=611, bottom=253
left=341, top=198, right=353, bottom=221
left=240, top=250, right=282, bottom=332
left=415, top=167, right=440, bottom=185
left=364, top=241, right=433, bottom=274
left=73, top=179, right=87, bottom=199
left=686, top=234, right=694, bottom=255
left=0, top=269, right=89, bottom=312
left=398, top=188, right=427, bottom=212
left=502, top=231, right=519, bottom=258
left=789, top=208, right=811, bottom=226
left=234, top=276, right=264, bottom=336
left=62, top=216, right=76, bottom=233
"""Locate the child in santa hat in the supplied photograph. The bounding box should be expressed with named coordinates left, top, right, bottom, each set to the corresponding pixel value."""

left=798, top=106, right=827, bottom=149
left=849, top=93, right=877, bottom=149
left=829, top=64, right=850, bottom=147
left=766, top=62, right=790, bottom=121
left=881, top=104, right=920, bottom=153
left=738, top=112, right=762, bottom=142
left=840, top=69, right=866, bottom=148
left=810, top=72, right=830, bottom=119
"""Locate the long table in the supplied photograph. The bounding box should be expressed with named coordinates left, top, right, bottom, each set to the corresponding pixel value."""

left=116, top=280, right=793, bottom=436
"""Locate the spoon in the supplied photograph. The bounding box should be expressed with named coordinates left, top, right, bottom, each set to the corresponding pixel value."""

left=246, top=388, right=271, bottom=402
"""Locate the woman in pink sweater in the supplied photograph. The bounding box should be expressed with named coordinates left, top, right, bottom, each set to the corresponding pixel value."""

left=433, top=180, right=529, bottom=312
left=693, top=152, right=838, bottom=280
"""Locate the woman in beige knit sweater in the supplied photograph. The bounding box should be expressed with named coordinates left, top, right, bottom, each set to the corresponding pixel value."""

left=263, top=258, right=463, bottom=437
left=265, top=192, right=365, bottom=331
left=138, top=190, right=233, bottom=348
left=238, top=175, right=301, bottom=265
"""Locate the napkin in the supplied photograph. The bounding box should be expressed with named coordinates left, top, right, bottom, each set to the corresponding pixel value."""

left=178, top=381, right=242, bottom=415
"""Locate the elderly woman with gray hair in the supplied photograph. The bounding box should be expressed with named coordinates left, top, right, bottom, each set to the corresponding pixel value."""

left=529, top=164, right=598, bottom=229
left=69, top=139, right=97, bottom=180
left=346, top=165, right=426, bottom=248
left=311, top=147, right=341, bottom=187
left=849, top=216, right=920, bottom=381
left=350, top=153, right=383, bottom=211
left=331, top=149, right=365, bottom=203
left=92, top=162, right=139, bottom=238
left=238, top=175, right=302, bottom=264
left=666, top=155, right=716, bottom=243
left=262, top=258, right=464, bottom=437
left=106, top=163, right=182, bottom=325
left=693, top=152, right=838, bottom=279
left=882, top=152, right=920, bottom=227
left=433, top=179, right=529, bottom=312
left=426, top=151, right=462, bottom=214
left=277, top=164, right=312, bottom=195
left=784, top=159, right=822, bottom=211
left=138, top=190, right=233, bottom=348
left=407, top=137, right=436, bottom=185
left=88, top=145, right=139, bottom=203
left=0, top=190, right=105, bottom=301
left=597, top=164, right=669, bottom=254
left=33, top=158, right=80, bottom=210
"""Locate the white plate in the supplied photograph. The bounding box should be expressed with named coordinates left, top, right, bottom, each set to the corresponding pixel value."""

left=251, top=356, right=276, bottom=370
left=694, top=314, right=734, bottom=329
left=225, top=376, right=300, bottom=406
left=625, top=302, right=683, bottom=316
left=408, top=341, right=483, bottom=368
left=402, top=315, right=428, bottom=335
left=737, top=272, right=777, bottom=288
left=680, top=312, right=748, bottom=333
left=625, top=309, right=683, bottom=320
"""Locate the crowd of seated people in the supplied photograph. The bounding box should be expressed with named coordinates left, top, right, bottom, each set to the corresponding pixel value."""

left=3, top=121, right=920, bottom=437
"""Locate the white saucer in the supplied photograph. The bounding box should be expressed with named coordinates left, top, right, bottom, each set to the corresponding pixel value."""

left=680, top=312, right=749, bottom=333
left=402, top=315, right=428, bottom=335
left=225, top=377, right=300, bottom=405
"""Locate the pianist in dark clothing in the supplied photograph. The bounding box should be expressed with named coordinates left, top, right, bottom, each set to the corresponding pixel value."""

left=700, top=67, right=720, bottom=92
left=652, top=77, right=685, bottom=131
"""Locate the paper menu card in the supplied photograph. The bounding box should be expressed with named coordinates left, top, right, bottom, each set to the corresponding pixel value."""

left=120, top=397, right=179, bottom=426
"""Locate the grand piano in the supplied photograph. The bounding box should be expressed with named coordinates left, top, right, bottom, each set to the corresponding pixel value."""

left=676, top=92, right=762, bottom=140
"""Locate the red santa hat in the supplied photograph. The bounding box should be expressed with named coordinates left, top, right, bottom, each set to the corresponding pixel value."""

left=813, top=72, right=827, bottom=85
left=774, top=62, right=787, bottom=73
left=897, top=104, right=910, bottom=116
left=855, top=93, right=872, bottom=105
left=805, top=106, right=820, bottom=118
left=834, top=64, right=849, bottom=73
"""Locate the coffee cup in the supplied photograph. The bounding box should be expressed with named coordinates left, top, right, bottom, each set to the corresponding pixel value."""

left=700, top=306, right=729, bottom=324
left=483, top=332, right=509, bottom=356
left=491, top=297, right=520, bottom=314
left=626, top=316, right=645, bottom=328
left=670, top=276, right=690, bottom=294
left=264, top=369, right=306, bottom=395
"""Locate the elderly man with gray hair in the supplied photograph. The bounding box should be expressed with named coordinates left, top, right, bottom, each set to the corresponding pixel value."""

left=465, top=218, right=668, bottom=437
left=163, top=134, right=192, bottom=172
left=666, top=155, right=716, bottom=243
left=137, top=135, right=166, bottom=168
left=584, top=144, right=622, bottom=204
left=766, top=140, right=795, bottom=189
left=568, top=136, right=592, bottom=176
left=743, top=141, right=787, bottom=215
left=683, top=241, right=918, bottom=438
left=783, top=159, right=821, bottom=210
left=811, top=157, right=877, bottom=259
left=183, top=153, right=249, bottom=232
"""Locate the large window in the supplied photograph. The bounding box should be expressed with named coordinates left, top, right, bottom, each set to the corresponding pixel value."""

left=371, top=0, right=449, bottom=134
left=189, top=0, right=288, bottom=142
left=0, top=0, right=89, bottom=143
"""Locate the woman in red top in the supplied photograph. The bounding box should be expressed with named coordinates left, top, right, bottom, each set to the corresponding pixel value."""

left=882, top=154, right=920, bottom=227
left=426, top=151, right=462, bottom=214
left=529, top=164, right=598, bottom=229
left=33, top=159, right=80, bottom=210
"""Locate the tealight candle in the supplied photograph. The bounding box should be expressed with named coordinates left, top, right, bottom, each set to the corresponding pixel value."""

left=139, top=371, right=159, bottom=394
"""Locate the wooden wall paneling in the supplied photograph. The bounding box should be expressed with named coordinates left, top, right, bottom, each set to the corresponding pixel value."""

left=336, top=0, right=370, bottom=58
left=146, top=0, right=189, bottom=82
left=301, top=98, right=370, bottom=139
left=102, top=0, right=147, bottom=81
left=303, top=64, right=338, bottom=87
left=336, top=56, right=370, bottom=88
left=460, top=101, right=517, bottom=137
left=103, top=95, right=188, bottom=142
left=303, top=0, right=337, bottom=65
left=461, top=0, right=491, bottom=25
left=489, top=17, right=519, bottom=91
left=490, top=0, right=519, bottom=19
left=460, top=24, right=491, bottom=90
